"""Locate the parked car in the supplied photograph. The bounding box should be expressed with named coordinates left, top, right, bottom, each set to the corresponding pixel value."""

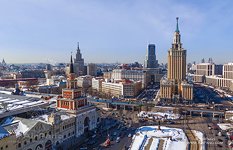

left=116, top=137, right=120, bottom=143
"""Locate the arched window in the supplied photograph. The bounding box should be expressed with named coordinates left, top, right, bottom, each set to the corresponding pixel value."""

left=35, top=144, right=43, bottom=150
left=45, top=140, right=52, bottom=150
left=18, top=143, right=21, bottom=148
left=35, top=136, right=38, bottom=141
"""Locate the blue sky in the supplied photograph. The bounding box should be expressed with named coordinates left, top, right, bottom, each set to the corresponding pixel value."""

left=0, top=0, right=233, bottom=64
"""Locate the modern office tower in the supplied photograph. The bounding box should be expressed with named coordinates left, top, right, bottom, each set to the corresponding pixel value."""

left=87, top=63, right=97, bottom=76
left=144, top=44, right=158, bottom=68
left=73, top=43, right=84, bottom=76
left=160, top=17, right=193, bottom=103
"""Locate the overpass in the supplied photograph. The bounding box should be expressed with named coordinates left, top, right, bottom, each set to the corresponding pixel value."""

left=183, top=108, right=225, bottom=118
left=87, top=98, right=142, bottom=111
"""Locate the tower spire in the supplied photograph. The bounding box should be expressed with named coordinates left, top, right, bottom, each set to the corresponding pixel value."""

left=77, top=42, right=80, bottom=51
left=70, top=52, right=74, bottom=73
left=175, top=17, right=179, bottom=32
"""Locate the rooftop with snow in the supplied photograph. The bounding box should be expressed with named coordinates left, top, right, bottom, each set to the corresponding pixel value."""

left=130, top=126, right=188, bottom=150
left=0, top=93, right=48, bottom=118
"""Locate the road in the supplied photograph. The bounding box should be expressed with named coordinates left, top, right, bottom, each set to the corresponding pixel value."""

left=166, top=116, right=228, bottom=150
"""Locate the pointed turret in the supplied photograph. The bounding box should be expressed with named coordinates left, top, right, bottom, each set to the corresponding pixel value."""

left=69, top=53, right=74, bottom=74
left=77, top=42, right=80, bottom=52
left=173, top=17, right=181, bottom=45
left=175, top=17, right=179, bottom=33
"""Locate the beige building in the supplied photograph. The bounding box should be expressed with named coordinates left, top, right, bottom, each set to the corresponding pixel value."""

left=223, top=63, right=233, bottom=79
left=76, top=75, right=93, bottom=88
left=92, top=77, right=104, bottom=91
left=111, top=69, right=145, bottom=82
left=103, top=72, right=112, bottom=79
left=2, top=117, right=53, bottom=150
left=102, top=79, right=142, bottom=98
left=193, top=63, right=223, bottom=82
left=160, top=17, right=193, bottom=103
left=194, top=63, right=233, bottom=91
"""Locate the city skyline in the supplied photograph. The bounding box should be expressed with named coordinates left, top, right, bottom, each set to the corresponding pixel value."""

left=0, top=0, right=233, bottom=64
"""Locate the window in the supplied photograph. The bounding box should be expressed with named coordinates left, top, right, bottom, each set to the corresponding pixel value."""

left=5, top=145, right=8, bottom=148
left=1, top=147, right=3, bottom=150
left=64, top=135, right=66, bottom=139
left=24, top=141, right=27, bottom=145
left=18, top=143, right=21, bottom=148
left=45, top=133, right=47, bottom=137
left=68, top=133, right=70, bottom=136
left=49, top=131, right=51, bottom=135
left=35, top=136, right=38, bottom=141
left=30, top=139, right=32, bottom=143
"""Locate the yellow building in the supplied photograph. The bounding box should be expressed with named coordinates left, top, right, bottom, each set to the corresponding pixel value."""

left=160, top=17, right=193, bottom=103
left=0, top=126, right=16, bottom=150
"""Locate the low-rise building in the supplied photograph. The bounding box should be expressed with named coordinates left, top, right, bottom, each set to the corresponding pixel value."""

left=92, top=77, right=104, bottom=92
left=76, top=75, right=92, bottom=88
left=0, top=126, right=16, bottom=150
left=102, top=79, right=142, bottom=98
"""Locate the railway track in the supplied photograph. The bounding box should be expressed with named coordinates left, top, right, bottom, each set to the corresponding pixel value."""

left=184, top=118, right=201, bottom=150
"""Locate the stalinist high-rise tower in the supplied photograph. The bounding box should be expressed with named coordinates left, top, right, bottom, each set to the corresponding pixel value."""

left=160, top=17, right=193, bottom=103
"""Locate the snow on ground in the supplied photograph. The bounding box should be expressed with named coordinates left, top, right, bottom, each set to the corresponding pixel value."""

left=130, top=126, right=188, bottom=150
left=192, top=130, right=205, bottom=150
left=217, top=123, right=233, bottom=131
left=138, top=111, right=180, bottom=120
left=149, top=138, right=159, bottom=150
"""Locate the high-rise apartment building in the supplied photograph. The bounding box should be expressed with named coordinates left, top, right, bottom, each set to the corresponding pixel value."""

left=160, top=17, right=193, bottom=102
left=144, top=44, right=158, bottom=68
left=73, top=43, right=84, bottom=76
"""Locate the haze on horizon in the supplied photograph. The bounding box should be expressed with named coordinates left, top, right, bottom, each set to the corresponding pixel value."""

left=0, top=0, right=233, bottom=65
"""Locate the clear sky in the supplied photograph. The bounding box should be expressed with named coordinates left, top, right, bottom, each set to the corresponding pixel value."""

left=0, top=0, right=233, bottom=64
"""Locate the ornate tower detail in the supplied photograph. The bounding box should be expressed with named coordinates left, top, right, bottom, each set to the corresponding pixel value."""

left=160, top=17, right=193, bottom=103
left=167, top=17, right=186, bottom=81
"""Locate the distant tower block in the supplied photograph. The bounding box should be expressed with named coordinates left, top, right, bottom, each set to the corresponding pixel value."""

left=144, top=44, right=158, bottom=68
left=73, top=42, right=85, bottom=76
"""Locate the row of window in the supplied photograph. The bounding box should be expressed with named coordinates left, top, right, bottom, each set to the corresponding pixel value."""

left=62, top=122, right=75, bottom=130
left=0, top=145, right=8, bottom=150
left=18, top=131, right=52, bottom=148
left=63, top=131, right=75, bottom=139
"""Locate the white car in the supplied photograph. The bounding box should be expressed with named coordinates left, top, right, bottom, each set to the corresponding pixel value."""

left=116, top=137, right=120, bottom=143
